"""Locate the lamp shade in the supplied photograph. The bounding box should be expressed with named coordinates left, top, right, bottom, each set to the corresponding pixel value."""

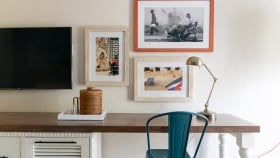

left=186, top=56, right=204, bottom=66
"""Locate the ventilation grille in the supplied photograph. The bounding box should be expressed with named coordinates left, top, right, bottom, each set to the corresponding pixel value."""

left=33, top=141, right=81, bottom=158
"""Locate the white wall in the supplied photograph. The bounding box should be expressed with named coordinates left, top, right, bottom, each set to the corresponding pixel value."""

left=0, top=0, right=280, bottom=157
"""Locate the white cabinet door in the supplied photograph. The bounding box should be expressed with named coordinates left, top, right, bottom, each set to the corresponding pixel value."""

left=0, top=137, right=21, bottom=158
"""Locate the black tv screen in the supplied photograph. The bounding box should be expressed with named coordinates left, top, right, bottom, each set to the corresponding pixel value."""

left=0, top=27, right=72, bottom=89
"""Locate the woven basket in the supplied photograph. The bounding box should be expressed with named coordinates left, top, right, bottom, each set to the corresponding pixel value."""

left=80, top=87, right=102, bottom=115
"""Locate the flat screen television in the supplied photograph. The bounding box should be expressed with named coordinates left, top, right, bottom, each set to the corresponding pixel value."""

left=0, top=27, right=72, bottom=89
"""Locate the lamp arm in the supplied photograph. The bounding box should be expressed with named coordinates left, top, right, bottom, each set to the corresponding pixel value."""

left=203, top=64, right=218, bottom=111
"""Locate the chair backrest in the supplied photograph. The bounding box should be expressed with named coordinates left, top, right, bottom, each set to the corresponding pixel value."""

left=146, top=111, right=208, bottom=158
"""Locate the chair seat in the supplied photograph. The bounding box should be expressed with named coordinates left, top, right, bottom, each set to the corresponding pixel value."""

left=146, top=149, right=191, bottom=158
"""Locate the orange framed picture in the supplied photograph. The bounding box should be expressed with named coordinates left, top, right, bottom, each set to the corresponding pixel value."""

left=134, top=0, right=214, bottom=52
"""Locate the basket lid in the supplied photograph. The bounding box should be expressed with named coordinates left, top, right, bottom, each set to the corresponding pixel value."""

left=86, top=87, right=101, bottom=91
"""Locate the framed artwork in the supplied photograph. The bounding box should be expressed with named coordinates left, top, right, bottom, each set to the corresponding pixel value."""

left=134, top=57, right=193, bottom=101
left=134, top=0, right=214, bottom=52
left=85, top=26, right=129, bottom=86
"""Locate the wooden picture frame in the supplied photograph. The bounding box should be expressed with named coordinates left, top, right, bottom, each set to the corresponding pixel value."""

left=134, top=57, right=193, bottom=101
left=85, top=26, right=129, bottom=86
left=134, top=0, right=214, bottom=52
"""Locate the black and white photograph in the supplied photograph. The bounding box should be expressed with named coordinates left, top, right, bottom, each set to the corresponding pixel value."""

left=134, top=0, right=214, bottom=52
left=144, top=7, right=204, bottom=42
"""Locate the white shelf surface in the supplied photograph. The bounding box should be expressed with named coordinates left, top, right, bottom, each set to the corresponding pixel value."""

left=57, top=110, right=107, bottom=121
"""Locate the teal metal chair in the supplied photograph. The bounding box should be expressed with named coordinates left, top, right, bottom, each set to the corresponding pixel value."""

left=146, top=111, right=208, bottom=158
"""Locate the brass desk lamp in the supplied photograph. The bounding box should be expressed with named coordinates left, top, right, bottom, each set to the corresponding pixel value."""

left=186, top=56, right=217, bottom=120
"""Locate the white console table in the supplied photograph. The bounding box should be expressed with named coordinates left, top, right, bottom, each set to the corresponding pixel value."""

left=0, top=112, right=260, bottom=158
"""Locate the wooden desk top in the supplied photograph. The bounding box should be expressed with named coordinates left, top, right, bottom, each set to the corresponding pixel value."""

left=0, top=112, right=260, bottom=133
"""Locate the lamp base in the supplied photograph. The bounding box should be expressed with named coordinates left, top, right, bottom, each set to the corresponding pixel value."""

left=198, top=110, right=216, bottom=120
